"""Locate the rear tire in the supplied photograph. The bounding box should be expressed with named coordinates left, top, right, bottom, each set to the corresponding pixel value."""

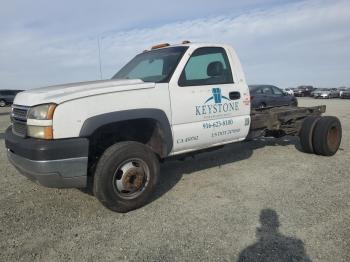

left=299, top=116, right=321, bottom=154
left=312, top=116, right=342, bottom=156
left=93, top=141, right=160, bottom=212
left=0, top=100, right=6, bottom=107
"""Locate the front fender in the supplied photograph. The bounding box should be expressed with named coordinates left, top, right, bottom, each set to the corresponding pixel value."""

left=79, top=108, right=173, bottom=155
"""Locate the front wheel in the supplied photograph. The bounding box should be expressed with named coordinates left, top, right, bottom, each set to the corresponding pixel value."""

left=0, top=100, right=6, bottom=107
left=93, top=141, right=160, bottom=212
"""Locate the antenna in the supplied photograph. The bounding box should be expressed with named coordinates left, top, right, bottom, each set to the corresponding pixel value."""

left=97, top=37, right=103, bottom=80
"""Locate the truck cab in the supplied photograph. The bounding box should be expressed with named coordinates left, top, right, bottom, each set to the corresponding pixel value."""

left=108, top=43, right=251, bottom=155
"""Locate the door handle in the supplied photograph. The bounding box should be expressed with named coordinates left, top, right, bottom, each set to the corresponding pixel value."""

left=229, top=91, right=241, bottom=100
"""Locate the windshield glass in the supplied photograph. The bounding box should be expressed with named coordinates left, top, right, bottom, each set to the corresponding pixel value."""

left=112, top=46, right=188, bottom=83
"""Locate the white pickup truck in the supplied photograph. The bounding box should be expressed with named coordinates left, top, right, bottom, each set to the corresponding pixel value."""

left=5, top=42, right=342, bottom=212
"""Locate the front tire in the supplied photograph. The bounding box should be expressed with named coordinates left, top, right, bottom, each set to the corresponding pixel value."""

left=93, top=141, right=160, bottom=212
left=0, top=100, right=6, bottom=107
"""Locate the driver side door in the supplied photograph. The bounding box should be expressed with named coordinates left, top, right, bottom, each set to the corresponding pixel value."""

left=169, top=47, right=250, bottom=155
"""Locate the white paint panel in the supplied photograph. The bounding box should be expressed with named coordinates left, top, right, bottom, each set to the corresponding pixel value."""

left=14, top=79, right=154, bottom=106
left=168, top=44, right=251, bottom=154
left=53, top=83, right=172, bottom=138
left=171, top=115, right=250, bottom=154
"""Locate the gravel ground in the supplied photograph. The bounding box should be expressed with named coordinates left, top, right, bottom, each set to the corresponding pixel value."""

left=0, top=98, right=349, bottom=262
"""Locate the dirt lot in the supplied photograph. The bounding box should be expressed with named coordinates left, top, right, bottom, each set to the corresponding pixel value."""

left=0, top=98, right=349, bottom=262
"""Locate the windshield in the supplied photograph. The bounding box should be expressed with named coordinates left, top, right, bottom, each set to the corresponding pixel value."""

left=112, top=46, right=188, bottom=83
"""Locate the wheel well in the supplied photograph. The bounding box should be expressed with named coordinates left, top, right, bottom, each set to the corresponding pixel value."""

left=88, top=118, right=168, bottom=166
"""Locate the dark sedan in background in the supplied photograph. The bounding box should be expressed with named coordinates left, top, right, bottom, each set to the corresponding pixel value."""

left=293, top=85, right=315, bottom=97
left=0, top=89, right=23, bottom=107
left=249, top=85, right=298, bottom=109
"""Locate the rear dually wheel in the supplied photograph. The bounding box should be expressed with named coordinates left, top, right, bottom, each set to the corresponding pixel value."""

left=299, top=116, right=321, bottom=154
left=312, top=116, right=342, bottom=156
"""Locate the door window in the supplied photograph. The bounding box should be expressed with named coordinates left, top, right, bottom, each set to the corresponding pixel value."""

left=262, top=87, right=273, bottom=95
left=272, top=86, right=283, bottom=95
left=179, top=47, right=233, bottom=86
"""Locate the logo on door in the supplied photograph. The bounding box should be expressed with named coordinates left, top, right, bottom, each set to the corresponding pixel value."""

left=195, top=87, right=239, bottom=117
left=205, top=88, right=230, bottom=104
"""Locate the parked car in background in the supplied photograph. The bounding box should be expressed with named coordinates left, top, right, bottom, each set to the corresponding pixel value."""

left=338, top=87, right=347, bottom=97
left=311, top=88, right=322, bottom=97
left=284, top=88, right=294, bottom=96
left=293, top=86, right=315, bottom=97
left=0, top=90, right=23, bottom=107
left=314, top=89, right=339, bottom=99
left=341, top=88, right=350, bottom=99
left=249, top=85, right=298, bottom=109
left=332, top=88, right=340, bottom=98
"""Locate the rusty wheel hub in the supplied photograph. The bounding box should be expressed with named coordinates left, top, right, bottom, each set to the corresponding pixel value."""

left=114, top=159, right=150, bottom=199
left=327, top=126, right=340, bottom=152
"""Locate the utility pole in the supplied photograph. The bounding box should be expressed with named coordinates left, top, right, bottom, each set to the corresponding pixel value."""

left=97, top=37, right=103, bottom=80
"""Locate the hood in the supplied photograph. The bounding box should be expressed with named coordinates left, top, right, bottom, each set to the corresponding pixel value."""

left=14, top=79, right=155, bottom=106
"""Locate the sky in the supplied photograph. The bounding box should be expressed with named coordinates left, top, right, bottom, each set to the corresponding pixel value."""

left=0, top=0, right=349, bottom=89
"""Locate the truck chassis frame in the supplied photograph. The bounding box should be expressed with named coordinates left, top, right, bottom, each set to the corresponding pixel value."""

left=249, top=105, right=326, bottom=138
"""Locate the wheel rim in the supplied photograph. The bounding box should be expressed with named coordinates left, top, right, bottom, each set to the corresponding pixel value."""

left=0, top=100, right=5, bottom=107
left=259, top=103, right=266, bottom=109
left=112, top=158, right=150, bottom=199
left=327, top=125, right=341, bottom=152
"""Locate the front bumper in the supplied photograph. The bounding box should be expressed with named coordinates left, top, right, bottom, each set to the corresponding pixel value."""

left=5, top=127, right=89, bottom=188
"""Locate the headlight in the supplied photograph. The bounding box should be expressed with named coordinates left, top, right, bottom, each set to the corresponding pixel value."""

left=28, top=104, right=56, bottom=120
left=27, top=104, right=56, bottom=139
left=27, top=126, right=54, bottom=139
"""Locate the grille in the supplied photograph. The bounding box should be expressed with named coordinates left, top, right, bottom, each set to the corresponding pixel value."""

left=11, top=105, right=29, bottom=137
left=12, top=106, right=29, bottom=121
left=12, top=122, right=27, bottom=137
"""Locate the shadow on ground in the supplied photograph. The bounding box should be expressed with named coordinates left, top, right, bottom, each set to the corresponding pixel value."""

left=237, top=209, right=312, bottom=262
left=0, top=112, right=10, bottom=116
left=0, top=133, right=4, bottom=140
